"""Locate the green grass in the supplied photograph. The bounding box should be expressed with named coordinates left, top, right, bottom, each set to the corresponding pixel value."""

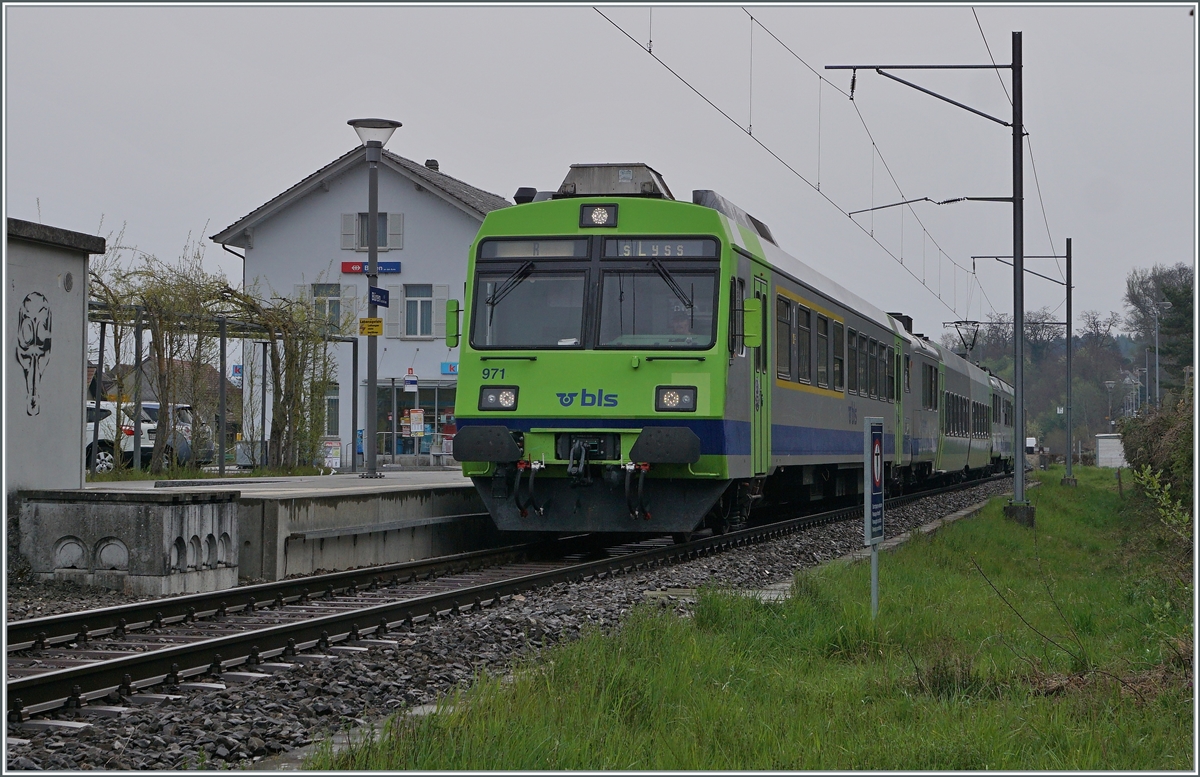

left=86, top=464, right=326, bottom=482
left=308, top=467, right=1193, bottom=770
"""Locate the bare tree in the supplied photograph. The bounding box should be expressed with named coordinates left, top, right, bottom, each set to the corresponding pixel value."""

left=1124, top=262, right=1193, bottom=341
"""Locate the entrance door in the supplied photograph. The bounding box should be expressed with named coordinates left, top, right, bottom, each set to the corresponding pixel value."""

left=752, top=276, right=770, bottom=475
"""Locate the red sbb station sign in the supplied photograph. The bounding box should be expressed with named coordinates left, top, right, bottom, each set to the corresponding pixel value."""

left=342, top=261, right=401, bottom=274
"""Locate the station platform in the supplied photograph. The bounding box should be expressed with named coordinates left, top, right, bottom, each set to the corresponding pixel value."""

left=56, top=471, right=500, bottom=584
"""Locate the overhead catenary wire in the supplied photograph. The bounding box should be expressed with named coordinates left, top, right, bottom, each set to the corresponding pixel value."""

left=595, top=7, right=965, bottom=318
left=740, top=9, right=993, bottom=309
left=972, top=7, right=1061, bottom=280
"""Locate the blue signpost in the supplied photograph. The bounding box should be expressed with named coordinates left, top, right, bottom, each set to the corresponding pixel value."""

left=864, top=417, right=885, bottom=618
left=369, top=286, right=389, bottom=308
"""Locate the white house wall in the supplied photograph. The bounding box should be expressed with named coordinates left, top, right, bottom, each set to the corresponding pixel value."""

left=239, top=161, right=483, bottom=466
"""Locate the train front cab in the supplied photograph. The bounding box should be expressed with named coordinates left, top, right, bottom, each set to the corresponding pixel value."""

left=449, top=198, right=770, bottom=535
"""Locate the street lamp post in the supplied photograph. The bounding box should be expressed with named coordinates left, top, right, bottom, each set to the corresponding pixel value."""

left=349, top=118, right=401, bottom=479
left=1152, top=300, right=1172, bottom=407
left=1104, top=380, right=1116, bottom=431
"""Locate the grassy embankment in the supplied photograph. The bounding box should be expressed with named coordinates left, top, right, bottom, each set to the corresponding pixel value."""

left=85, top=464, right=326, bottom=482
left=309, top=467, right=1193, bottom=770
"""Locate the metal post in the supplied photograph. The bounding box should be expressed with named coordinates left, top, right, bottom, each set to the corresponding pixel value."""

left=351, top=337, right=359, bottom=473
left=870, top=545, right=879, bottom=619
left=1011, top=30, right=1027, bottom=508
left=89, top=322, right=107, bottom=475
left=1154, top=306, right=1161, bottom=407
left=261, top=341, right=269, bottom=468
left=1062, top=239, right=1075, bottom=485
left=1146, top=348, right=1151, bottom=409
left=433, top=384, right=439, bottom=467
left=218, top=317, right=227, bottom=476
left=364, top=141, right=382, bottom=478
left=132, top=309, right=143, bottom=470
left=391, top=377, right=397, bottom=465
left=1000, top=31, right=1035, bottom=525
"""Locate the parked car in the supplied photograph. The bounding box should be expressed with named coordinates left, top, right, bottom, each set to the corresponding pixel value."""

left=141, top=403, right=215, bottom=465
left=84, top=401, right=155, bottom=472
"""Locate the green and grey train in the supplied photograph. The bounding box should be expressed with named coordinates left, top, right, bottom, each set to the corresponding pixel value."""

left=448, top=164, right=1015, bottom=535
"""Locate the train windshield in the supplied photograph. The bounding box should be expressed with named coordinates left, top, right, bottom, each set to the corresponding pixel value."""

left=471, top=269, right=587, bottom=348
left=597, top=269, right=717, bottom=349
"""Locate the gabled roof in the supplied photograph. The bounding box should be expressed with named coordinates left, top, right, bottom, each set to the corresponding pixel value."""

left=210, top=147, right=510, bottom=248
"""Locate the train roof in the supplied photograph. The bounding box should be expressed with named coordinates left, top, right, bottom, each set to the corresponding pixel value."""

left=702, top=197, right=903, bottom=336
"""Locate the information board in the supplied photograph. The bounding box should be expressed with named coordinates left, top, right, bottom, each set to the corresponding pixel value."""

left=359, top=317, right=383, bottom=336
left=864, top=417, right=885, bottom=546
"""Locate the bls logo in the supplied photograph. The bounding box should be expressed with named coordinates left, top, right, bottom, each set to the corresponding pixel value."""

left=556, top=389, right=619, bottom=408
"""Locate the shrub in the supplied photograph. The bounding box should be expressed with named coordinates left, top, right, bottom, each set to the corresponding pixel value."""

left=1119, top=383, right=1194, bottom=510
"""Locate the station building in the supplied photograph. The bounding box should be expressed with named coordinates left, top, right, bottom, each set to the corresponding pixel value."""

left=211, top=147, right=509, bottom=467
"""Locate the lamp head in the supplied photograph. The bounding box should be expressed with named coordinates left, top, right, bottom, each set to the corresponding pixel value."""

left=1105, top=380, right=1116, bottom=390
left=348, top=118, right=401, bottom=147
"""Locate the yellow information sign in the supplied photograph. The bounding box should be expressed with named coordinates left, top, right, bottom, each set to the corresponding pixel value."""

left=359, top=317, right=383, bottom=336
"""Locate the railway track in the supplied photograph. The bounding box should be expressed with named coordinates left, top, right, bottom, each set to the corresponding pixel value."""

left=6, top=475, right=1009, bottom=720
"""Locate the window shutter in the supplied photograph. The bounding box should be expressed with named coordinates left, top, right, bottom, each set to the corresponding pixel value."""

left=433, top=284, right=448, bottom=338
left=385, top=285, right=401, bottom=338
left=341, top=284, right=357, bottom=332
left=387, top=213, right=404, bottom=250
left=341, top=214, right=356, bottom=250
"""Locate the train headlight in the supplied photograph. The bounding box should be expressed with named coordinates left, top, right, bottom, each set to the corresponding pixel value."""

left=655, top=386, right=696, bottom=412
left=479, top=386, right=519, bottom=411
left=579, top=204, right=618, bottom=228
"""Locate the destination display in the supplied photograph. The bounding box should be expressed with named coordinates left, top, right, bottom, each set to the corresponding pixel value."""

left=604, top=238, right=718, bottom=259
left=480, top=239, right=588, bottom=259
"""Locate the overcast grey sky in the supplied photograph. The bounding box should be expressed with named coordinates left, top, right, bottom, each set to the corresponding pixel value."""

left=5, top=3, right=1196, bottom=338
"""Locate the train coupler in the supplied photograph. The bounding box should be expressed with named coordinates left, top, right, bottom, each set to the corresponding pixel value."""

left=624, top=462, right=652, bottom=520
left=513, top=459, right=546, bottom=518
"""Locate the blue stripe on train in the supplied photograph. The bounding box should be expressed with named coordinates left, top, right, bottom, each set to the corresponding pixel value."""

left=456, top=417, right=747, bottom=455
left=457, top=418, right=896, bottom=458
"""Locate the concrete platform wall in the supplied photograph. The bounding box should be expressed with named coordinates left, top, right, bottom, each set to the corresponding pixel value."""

left=18, top=490, right=239, bottom=596
left=238, top=485, right=500, bottom=580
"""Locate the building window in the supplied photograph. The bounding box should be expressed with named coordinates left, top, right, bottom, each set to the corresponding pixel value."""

left=357, top=213, right=387, bottom=250
left=311, top=284, right=341, bottom=329
left=325, top=383, right=340, bottom=436
left=847, top=328, right=858, bottom=393
left=797, top=306, right=811, bottom=383
left=832, top=321, right=844, bottom=392
left=405, top=284, right=433, bottom=338
left=342, top=212, right=403, bottom=251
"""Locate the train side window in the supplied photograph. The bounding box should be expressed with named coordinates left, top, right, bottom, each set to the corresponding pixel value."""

left=857, top=333, right=868, bottom=395
left=728, top=278, right=743, bottom=357
left=904, top=355, right=911, bottom=393
left=833, top=321, right=844, bottom=392
left=775, top=296, right=792, bottom=380
left=883, top=350, right=892, bottom=402
left=797, top=306, right=811, bottom=383
left=816, top=316, right=829, bottom=388
left=867, top=339, right=877, bottom=398
left=878, top=340, right=888, bottom=400
left=847, top=329, right=858, bottom=393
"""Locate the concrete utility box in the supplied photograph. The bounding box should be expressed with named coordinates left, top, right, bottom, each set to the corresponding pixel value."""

left=1095, top=434, right=1127, bottom=468
left=18, top=490, right=239, bottom=595
left=6, top=218, right=105, bottom=495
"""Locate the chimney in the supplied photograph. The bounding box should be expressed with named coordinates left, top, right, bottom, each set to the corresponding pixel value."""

left=424, top=159, right=439, bottom=172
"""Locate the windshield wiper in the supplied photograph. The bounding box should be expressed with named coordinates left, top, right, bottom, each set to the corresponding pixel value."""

left=650, top=259, right=693, bottom=310
left=485, top=261, right=535, bottom=311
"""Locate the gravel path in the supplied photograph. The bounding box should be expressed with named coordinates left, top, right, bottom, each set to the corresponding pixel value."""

left=5, top=478, right=1013, bottom=770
